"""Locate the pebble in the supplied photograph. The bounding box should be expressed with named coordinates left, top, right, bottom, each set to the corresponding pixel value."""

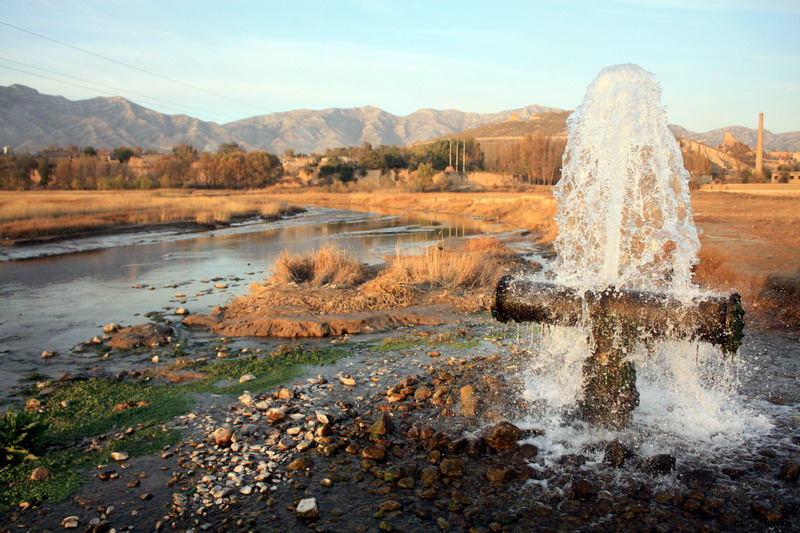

left=110, top=451, right=129, bottom=462
left=176, top=308, right=190, bottom=315
left=295, top=497, right=319, bottom=520
left=212, top=427, right=234, bottom=447
left=40, top=350, right=59, bottom=359
left=239, top=373, right=256, bottom=383
left=61, top=516, right=79, bottom=528
left=103, top=323, right=122, bottom=334
left=29, top=467, right=51, bottom=481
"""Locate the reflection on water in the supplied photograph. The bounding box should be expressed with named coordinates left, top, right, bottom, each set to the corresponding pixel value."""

left=0, top=206, right=498, bottom=394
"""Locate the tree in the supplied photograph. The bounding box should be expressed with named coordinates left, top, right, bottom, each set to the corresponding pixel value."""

left=172, top=143, right=198, bottom=167
left=217, top=142, right=244, bottom=155
left=37, top=157, right=50, bottom=188
left=83, top=146, right=97, bottom=157
left=112, top=147, right=137, bottom=164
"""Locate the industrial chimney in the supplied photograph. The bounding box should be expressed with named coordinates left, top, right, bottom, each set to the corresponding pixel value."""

left=755, top=112, right=764, bottom=176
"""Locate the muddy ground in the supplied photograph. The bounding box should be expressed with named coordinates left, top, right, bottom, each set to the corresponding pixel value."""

left=1, top=318, right=798, bottom=533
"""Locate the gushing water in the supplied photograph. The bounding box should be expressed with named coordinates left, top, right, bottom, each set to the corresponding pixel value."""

left=519, top=64, right=771, bottom=457
left=552, top=64, right=700, bottom=293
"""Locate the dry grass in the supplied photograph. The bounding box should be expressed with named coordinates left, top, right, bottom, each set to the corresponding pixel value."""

left=269, top=244, right=366, bottom=287
left=241, top=237, right=520, bottom=316
left=0, top=190, right=298, bottom=240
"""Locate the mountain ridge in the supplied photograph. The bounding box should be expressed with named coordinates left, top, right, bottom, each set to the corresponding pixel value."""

left=1, top=84, right=798, bottom=154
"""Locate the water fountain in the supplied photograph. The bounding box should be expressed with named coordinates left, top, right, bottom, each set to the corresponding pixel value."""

left=493, top=64, right=744, bottom=428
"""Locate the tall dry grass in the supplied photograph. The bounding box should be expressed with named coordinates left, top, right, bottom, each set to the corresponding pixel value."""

left=0, top=190, right=297, bottom=240
left=269, top=244, right=367, bottom=287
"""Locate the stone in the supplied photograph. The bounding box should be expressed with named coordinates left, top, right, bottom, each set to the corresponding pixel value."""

left=212, top=427, right=234, bottom=447
left=570, top=479, right=598, bottom=500
left=339, top=375, right=357, bottom=387
left=29, top=467, right=51, bottom=481
left=485, top=465, right=513, bottom=483
left=638, top=454, right=676, bottom=475
left=239, top=373, right=256, bottom=383
left=103, top=323, right=122, bottom=334
left=175, top=308, right=190, bottom=315
left=266, top=408, right=286, bottom=422
left=361, top=445, right=387, bottom=462
left=214, top=283, right=228, bottom=289
left=277, top=388, right=293, bottom=399
left=484, top=421, right=523, bottom=450
left=414, top=387, right=432, bottom=401
left=40, top=350, right=59, bottom=359
left=603, top=440, right=633, bottom=467
left=61, top=516, right=80, bottom=528
left=378, top=500, right=402, bottom=512
left=110, top=451, right=129, bottom=462
left=296, top=498, right=319, bottom=520
left=239, top=393, right=254, bottom=407
left=460, top=384, right=480, bottom=416
left=287, top=457, right=313, bottom=471
left=752, top=501, right=782, bottom=524
left=108, top=323, right=173, bottom=350
left=368, top=412, right=395, bottom=440
left=439, top=458, right=466, bottom=477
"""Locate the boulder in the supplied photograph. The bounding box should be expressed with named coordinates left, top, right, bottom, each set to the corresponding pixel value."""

left=484, top=421, right=523, bottom=451
left=295, top=498, right=319, bottom=520
left=108, top=323, right=173, bottom=350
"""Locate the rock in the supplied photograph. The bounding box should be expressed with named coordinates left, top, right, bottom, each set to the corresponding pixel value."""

left=25, top=398, right=41, bottom=410
left=108, top=323, right=173, bottom=350
left=361, top=445, right=387, bottom=461
left=604, top=440, right=633, bottom=467
left=61, top=516, right=80, bottom=528
left=29, top=467, right=51, bottom=481
left=175, top=308, right=190, bottom=315
left=266, top=408, right=286, bottom=422
left=315, top=411, right=334, bottom=424
left=368, top=413, right=395, bottom=440
left=420, top=467, right=440, bottom=487
left=460, top=384, right=480, bottom=416
left=287, top=457, right=313, bottom=471
left=339, top=375, right=357, bottom=387
left=295, top=498, right=319, bottom=520
left=486, top=465, right=513, bottom=483
left=414, top=387, right=432, bottom=401
left=239, top=373, right=256, bottom=383
left=40, top=350, right=59, bottom=359
left=439, top=458, right=466, bottom=477
left=277, top=388, right=293, bottom=399
left=484, top=421, right=523, bottom=451
left=110, top=451, right=129, bottom=462
left=638, top=454, right=676, bottom=475
left=214, top=283, right=228, bottom=289
left=780, top=461, right=799, bottom=481
left=212, top=427, right=234, bottom=447
left=752, top=501, right=783, bottom=524
left=378, top=500, right=402, bottom=512
left=103, top=323, right=122, bottom=334
left=570, top=479, right=598, bottom=500
left=239, top=393, right=254, bottom=407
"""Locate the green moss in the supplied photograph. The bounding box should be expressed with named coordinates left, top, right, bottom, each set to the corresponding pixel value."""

left=38, top=379, right=192, bottom=445
left=0, top=426, right=179, bottom=509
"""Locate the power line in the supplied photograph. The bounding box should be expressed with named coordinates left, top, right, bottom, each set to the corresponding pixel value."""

left=0, top=63, right=243, bottom=123
left=0, top=19, right=272, bottom=115
left=0, top=56, right=240, bottom=122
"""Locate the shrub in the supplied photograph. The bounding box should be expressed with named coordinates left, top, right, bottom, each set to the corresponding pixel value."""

left=270, top=245, right=366, bottom=287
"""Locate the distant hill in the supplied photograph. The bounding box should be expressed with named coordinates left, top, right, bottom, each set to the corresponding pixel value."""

left=0, top=84, right=559, bottom=154
left=1, top=84, right=797, bottom=154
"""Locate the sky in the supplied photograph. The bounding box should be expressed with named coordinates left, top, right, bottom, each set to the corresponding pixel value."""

left=0, top=0, right=798, bottom=133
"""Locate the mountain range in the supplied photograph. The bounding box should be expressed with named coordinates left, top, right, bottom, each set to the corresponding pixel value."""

left=1, top=84, right=798, bottom=154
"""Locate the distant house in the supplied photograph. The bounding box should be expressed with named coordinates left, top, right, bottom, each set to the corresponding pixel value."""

left=96, top=150, right=111, bottom=161
left=41, top=150, right=73, bottom=162
left=771, top=170, right=800, bottom=184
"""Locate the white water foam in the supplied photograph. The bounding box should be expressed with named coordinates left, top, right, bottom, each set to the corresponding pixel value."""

left=552, top=64, right=699, bottom=293
left=518, top=64, right=772, bottom=459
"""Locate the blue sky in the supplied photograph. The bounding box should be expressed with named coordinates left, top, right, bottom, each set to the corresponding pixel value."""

left=1, top=0, right=798, bottom=133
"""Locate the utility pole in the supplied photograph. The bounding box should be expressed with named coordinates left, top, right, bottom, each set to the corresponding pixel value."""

left=455, top=139, right=459, bottom=171
left=462, top=140, right=467, bottom=173
left=449, top=139, right=452, bottom=168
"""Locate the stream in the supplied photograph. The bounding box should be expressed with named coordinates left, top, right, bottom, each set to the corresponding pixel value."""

left=0, top=205, right=505, bottom=401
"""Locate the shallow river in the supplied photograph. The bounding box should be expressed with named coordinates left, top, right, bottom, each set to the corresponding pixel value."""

left=0, top=205, right=504, bottom=399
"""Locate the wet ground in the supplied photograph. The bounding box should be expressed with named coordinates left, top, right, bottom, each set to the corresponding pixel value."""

left=2, top=320, right=798, bottom=533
